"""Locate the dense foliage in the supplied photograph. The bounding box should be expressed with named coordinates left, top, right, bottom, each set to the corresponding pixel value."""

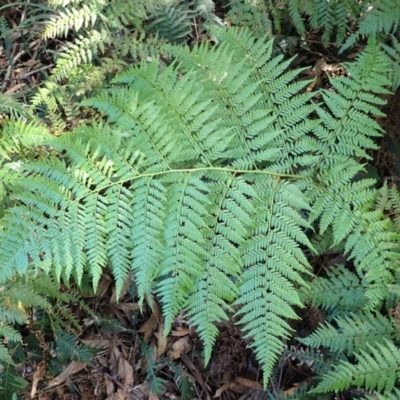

left=1, top=0, right=400, bottom=398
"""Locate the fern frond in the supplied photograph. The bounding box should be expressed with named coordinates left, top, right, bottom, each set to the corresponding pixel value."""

left=0, top=343, right=13, bottom=365
left=235, top=178, right=312, bottom=386
left=316, top=38, right=390, bottom=163
left=141, top=342, right=168, bottom=395
left=286, top=0, right=305, bottom=37
left=309, top=39, right=391, bottom=247
left=312, top=339, right=400, bottom=394
left=106, top=30, right=163, bottom=63
left=345, top=208, right=400, bottom=308
left=213, top=26, right=319, bottom=172
left=1, top=26, right=394, bottom=391
left=226, top=0, right=272, bottom=38
left=0, top=95, right=31, bottom=120
left=193, top=0, right=223, bottom=28
left=380, top=35, right=400, bottom=90
left=42, top=3, right=98, bottom=39
left=106, top=0, right=148, bottom=29
left=55, top=331, right=92, bottom=363
left=0, top=28, right=317, bottom=388
left=169, top=26, right=318, bottom=172
left=0, top=325, right=21, bottom=345
left=0, top=120, right=50, bottom=159
left=361, top=388, right=400, bottom=400
left=146, top=2, right=194, bottom=44
left=51, top=30, right=107, bottom=81
left=342, top=0, right=400, bottom=51
left=163, top=357, right=194, bottom=398
left=0, top=15, right=15, bottom=69
left=282, top=345, right=329, bottom=375
left=304, top=265, right=367, bottom=313
left=185, top=173, right=253, bottom=362
left=299, top=312, right=400, bottom=355
left=0, top=364, right=28, bottom=399
left=308, top=162, right=376, bottom=244
left=305, top=0, right=363, bottom=45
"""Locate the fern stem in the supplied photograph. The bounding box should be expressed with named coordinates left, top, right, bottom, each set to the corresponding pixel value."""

left=46, top=164, right=305, bottom=212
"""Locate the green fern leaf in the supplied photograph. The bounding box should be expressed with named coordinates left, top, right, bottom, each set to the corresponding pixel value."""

left=235, top=178, right=312, bottom=385
left=42, top=3, right=98, bottom=39
left=345, top=208, right=400, bottom=308
left=299, top=312, right=400, bottom=355
left=303, top=265, right=367, bottom=313
left=313, top=339, right=400, bottom=394
left=342, top=0, right=400, bottom=52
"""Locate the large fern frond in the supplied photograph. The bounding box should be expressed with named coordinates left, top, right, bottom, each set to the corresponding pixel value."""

left=0, top=26, right=395, bottom=390
left=0, top=29, right=316, bottom=387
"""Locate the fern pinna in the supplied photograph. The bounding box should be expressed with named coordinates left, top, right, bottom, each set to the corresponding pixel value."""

left=0, top=27, right=396, bottom=388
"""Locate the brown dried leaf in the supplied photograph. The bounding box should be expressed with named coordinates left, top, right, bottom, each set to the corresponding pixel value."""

left=149, top=391, right=160, bottom=400
left=214, top=382, right=229, bottom=397
left=131, top=380, right=150, bottom=399
left=180, top=353, right=211, bottom=392
left=116, top=388, right=130, bottom=399
left=227, top=380, right=247, bottom=394
left=30, top=362, right=46, bottom=398
left=234, top=377, right=262, bottom=390
left=138, top=314, right=158, bottom=342
left=171, top=327, right=192, bottom=337
left=46, top=361, right=86, bottom=388
left=155, top=324, right=168, bottom=357
left=105, top=377, right=115, bottom=395
left=81, top=339, right=110, bottom=349
left=115, top=302, right=140, bottom=320
left=117, top=357, right=134, bottom=387
left=168, top=336, right=191, bottom=360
